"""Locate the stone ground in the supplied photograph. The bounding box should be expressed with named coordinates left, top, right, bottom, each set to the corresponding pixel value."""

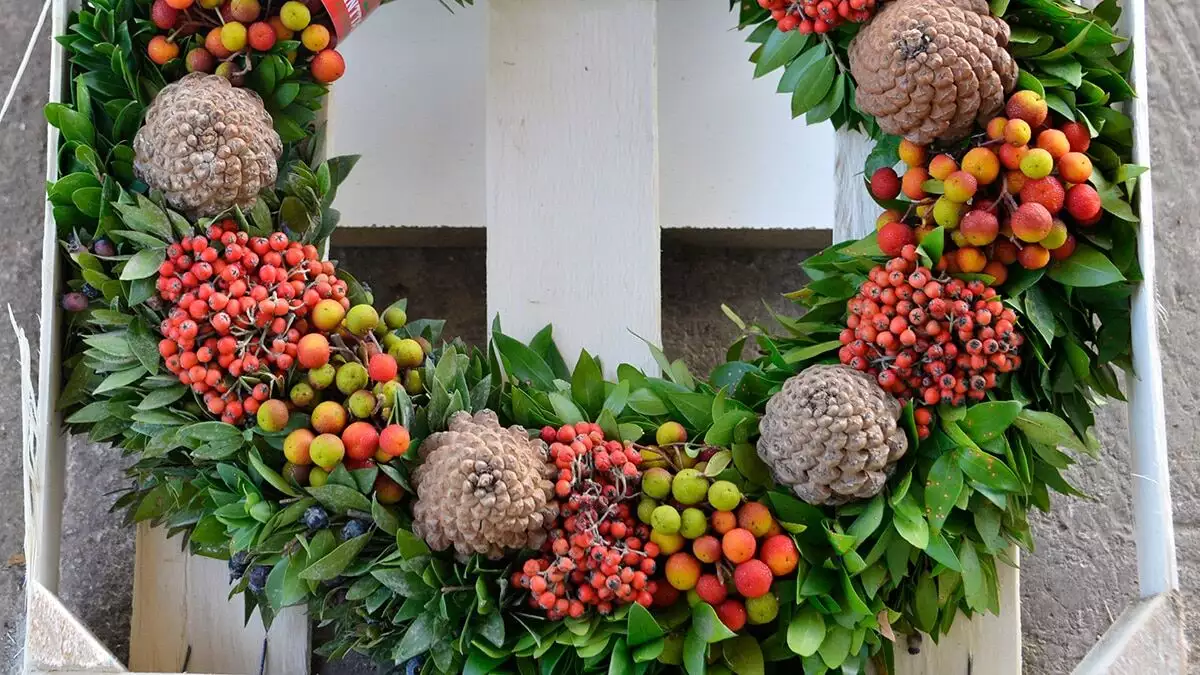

left=0, top=1, right=1197, bottom=673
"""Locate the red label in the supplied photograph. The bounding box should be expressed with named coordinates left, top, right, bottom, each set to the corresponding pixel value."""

left=321, top=0, right=383, bottom=41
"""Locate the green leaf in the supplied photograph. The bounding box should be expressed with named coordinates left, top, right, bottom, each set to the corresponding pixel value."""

left=755, top=29, right=809, bottom=77
left=957, top=446, right=1024, bottom=493
left=913, top=573, right=938, bottom=632
left=1039, top=58, right=1083, bottom=87
left=847, top=494, right=883, bottom=546
left=791, top=56, right=836, bottom=117
left=372, top=498, right=399, bottom=536
left=114, top=195, right=173, bottom=240
left=548, top=392, right=585, bottom=425
left=71, top=186, right=103, bottom=217
left=818, top=625, right=851, bottom=669
left=892, top=511, right=928, bottom=550
left=782, top=340, right=841, bottom=365
left=918, top=226, right=945, bottom=265
left=94, top=365, right=146, bottom=394
left=394, top=612, right=441, bottom=663
left=864, top=134, right=901, bottom=176
left=1033, top=22, right=1095, bottom=61
left=119, top=246, right=165, bottom=280
left=602, top=380, right=630, bottom=418
left=306, top=484, right=372, bottom=514
left=925, top=532, right=961, bottom=572
left=492, top=332, right=556, bottom=390
left=959, top=540, right=988, bottom=611
left=1046, top=243, right=1125, bottom=287
left=925, top=453, right=963, bottom=533
left=667, top=392, right=714, bottom=431
left=723, top=635, right=764, bottom=675
left=56, top=107, right=96, bottom=145
left=961, top=401, right=1023, bottom=443
left=299, top=532, right=369, bottom=580
left=989, top=0, right=1010, bottom=15
left=626, top=603, right=664, bottom=647
left=571, top=350, right=605, bottom=419
left=1013, top=410, right=1088, bottom=454
left=691, top=601, right=737, bottom=643
left=786, top=606, right=825, bottom=657
left=396, top=528, right=431, bottom=558
left=249, top=448, right=301, bottom=497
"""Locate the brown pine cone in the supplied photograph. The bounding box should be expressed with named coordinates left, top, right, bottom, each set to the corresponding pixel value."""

left=410, top=410, right=558, bottom=560
left=849, top=0, right=1018, bottom=145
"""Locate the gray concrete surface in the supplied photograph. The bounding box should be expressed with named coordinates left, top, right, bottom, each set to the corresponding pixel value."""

left=0, top=2, right=1197, bottom=674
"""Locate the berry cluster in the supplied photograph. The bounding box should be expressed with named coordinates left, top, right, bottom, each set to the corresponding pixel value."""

left=512, top=423, right=655, bottom=619
left=155, top=220, right=350, bottom=424
left=758, top=0, right=878, bottom=34
left=147, top=0, right=345, bottom=84
left=870, top=90, right=1100, bottom=281
left=838, top=247, right=1024, bottom=438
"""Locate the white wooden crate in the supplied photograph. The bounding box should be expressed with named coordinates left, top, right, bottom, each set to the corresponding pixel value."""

left=28, top=0, right=1173, bottom=673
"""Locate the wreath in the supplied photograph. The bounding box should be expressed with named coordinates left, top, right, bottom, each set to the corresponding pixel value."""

left=46, top=0, right=1143, bottom=673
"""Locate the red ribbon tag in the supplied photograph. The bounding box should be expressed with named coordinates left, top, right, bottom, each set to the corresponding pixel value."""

left=320, top=0, right=383, bottom=40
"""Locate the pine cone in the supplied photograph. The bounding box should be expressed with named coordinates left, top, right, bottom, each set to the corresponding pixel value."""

left=133, top=73, right=282, bottom=218
left=758, top=365, right=908, bottom=505
left=411, top=410, right=557, bottom=559
left=849, top=0, right=1017, bottom=145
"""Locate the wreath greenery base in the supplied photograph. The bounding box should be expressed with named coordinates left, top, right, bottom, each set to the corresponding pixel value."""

left=45, top=0, right=1146, bottom=673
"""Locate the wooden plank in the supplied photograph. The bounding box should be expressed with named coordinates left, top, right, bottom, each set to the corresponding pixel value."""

left=485, top=0, right=661, bottom=374
left=833, top=128, right=1021, bottom=674
left=25, top=581, right=125, bottom=673
left=128, top=524, right=309, bottom=675
left=892, top=554, right=1021, bottom=675
left=658, top=0, right=834, bottom=230
left=325, top=0, right=486, bottom=230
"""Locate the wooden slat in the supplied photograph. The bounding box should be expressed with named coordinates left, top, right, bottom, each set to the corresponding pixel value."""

left=485, top=0, right=661, bottom=374
left=128, top=525, right=309, bottom=675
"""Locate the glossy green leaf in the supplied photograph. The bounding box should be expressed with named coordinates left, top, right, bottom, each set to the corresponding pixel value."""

left=957, top=446, right=1024, bottom=493
left=298, top=533, right=369, bottom=580
left=786, top=606, right=826, bottom=657
left=1046, top=243, right=1125, bottom=287
left=960, top=401, right=1024, bottom=444
left=925, top=452, right=963, bottom=533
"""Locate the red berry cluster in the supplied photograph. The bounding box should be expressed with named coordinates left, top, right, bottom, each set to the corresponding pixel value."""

left=758, top=0, right=878, bottom=34
left=511, top=423, right=658, bottom=620
left=155, top=220, right=350, bottom=424
left=837, top=246, right=1024, bottom=439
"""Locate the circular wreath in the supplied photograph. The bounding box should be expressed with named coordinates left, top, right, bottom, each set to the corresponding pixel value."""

left=49, top=0, right=1143, bottom=673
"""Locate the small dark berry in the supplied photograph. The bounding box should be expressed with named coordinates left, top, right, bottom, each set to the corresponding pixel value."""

left=80, top=283, right=101, bottom=299
left=62, top=292, right=89, bottom=312
left=404, top=656, right=424, bottom=675
left=247, top=565, right=270, bottom=593
left=92, top=239, right=116, bottom=257
left=340, top=519, right=368, bottom=541
left=302, top=506, right=329, bottom=531
left=228, top=550, right=250, bottom=582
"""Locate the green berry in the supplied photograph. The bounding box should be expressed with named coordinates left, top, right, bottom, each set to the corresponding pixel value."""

left=746, top=592, right=779, bottom=625
left=289, top=382, right=315, bottom=408
left=707, top=480, right=741, bottom=511
left=279, top=0, right=310, bottom=31
left=637, top=498, right=658, bottom=524
left=679, top=508, right=707, bottom=539
left=641, top=467, right=673, bottom=500
left=671, top=468, right=708, bottom=505
left=308, top=364, right=335, bottom=390
left=651, top=505, right=681, bottom=535
left=345, top=305, right=380, bottom=337
left=384, top=306, right=408, bottom=330
left=335, top=362, right=369, bottom=395
left=347, top=390, right=376, bottom=418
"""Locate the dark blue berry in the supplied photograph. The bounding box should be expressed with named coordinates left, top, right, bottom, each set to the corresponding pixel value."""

left=247, top=565, right=270, bottom=593
left=80, top=283, right=100, bottom=299
left=92, top=239, right=115, bottom=257
left=62, top=292, right=89, bottom=312
left=228, top=551, right=250, bottom=582
left=340, top=519, right=368, bottom=541
left=404, top=656, right=423, bottom=675
left=302, top=506, right=329, bottom=531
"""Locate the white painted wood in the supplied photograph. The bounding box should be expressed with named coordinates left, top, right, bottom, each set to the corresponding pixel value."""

left=657, top=0, right=834, bottom=230
left=1117, top=0, right=1178, bottom=598
left=128, top=524, right=309, bottom=675
left=1074, top=592, right=1187, bottom=674
left=326, top=0, right=834, bottom=233
left=485, top=0, right=661, bottom=375
left=26, top=581, right=126, bottom=673
left=893, top=555, right=1021, bottom=675
left=325, top=0, right=487, bottom=230
left=833, top=128, right=879, bottom=241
